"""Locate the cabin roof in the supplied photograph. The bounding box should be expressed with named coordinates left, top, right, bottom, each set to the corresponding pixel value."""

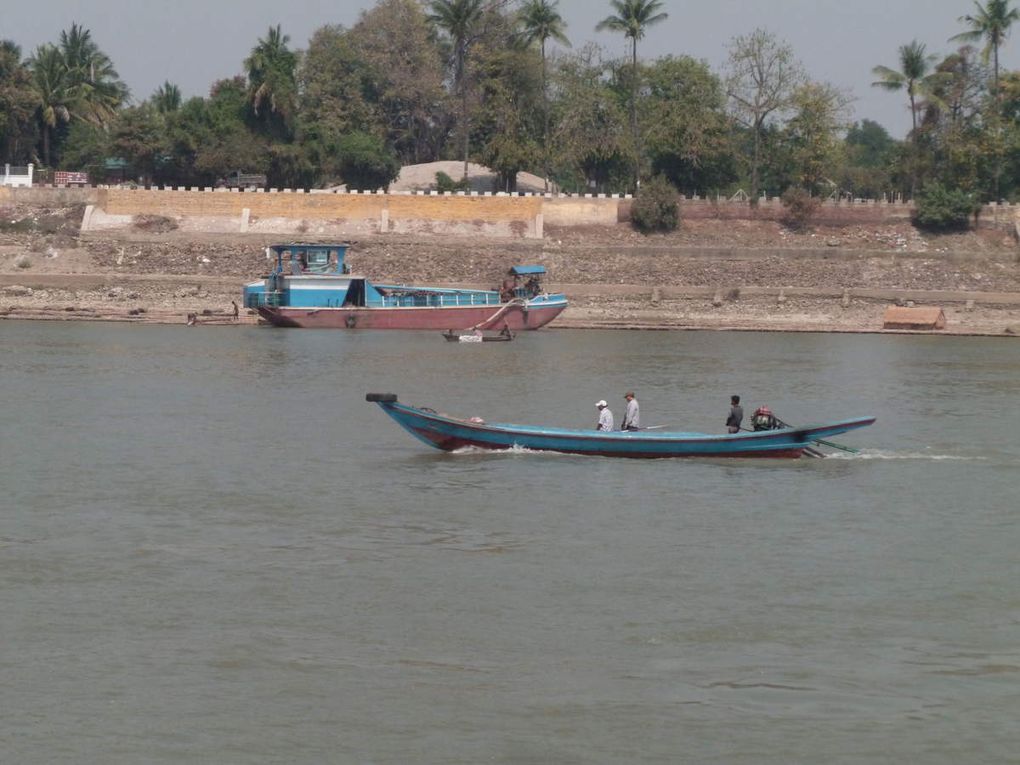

left=511, top=265, right=546, bottom=275
left=271, top=243, right=349, bottom=252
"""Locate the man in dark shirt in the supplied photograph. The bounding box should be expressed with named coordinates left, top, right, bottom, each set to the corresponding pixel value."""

left=726, top=395, right=744, bottom=433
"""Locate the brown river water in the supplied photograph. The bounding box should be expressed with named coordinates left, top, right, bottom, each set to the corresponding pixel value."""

left=2, top=322, right=1019, bottom=764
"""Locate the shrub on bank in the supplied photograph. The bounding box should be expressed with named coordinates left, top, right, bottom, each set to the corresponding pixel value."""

left=914, top=184, right=980, bottom=232
left=631, top=176, right=680, bottom=234
left=780, top=187, right=821, bottom=230
left=435, top=171, right=471, bottom=193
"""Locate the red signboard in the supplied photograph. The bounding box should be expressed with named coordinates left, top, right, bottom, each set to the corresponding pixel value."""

left=54, top=171, right=90, bottom=186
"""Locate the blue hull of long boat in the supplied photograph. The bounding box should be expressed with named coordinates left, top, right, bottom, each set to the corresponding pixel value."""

left=366, top=394, right=876, bottom=459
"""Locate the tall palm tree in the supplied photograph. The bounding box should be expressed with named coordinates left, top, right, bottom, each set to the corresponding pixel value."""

left=58, top=23, right=127, bottom=126
left=872, top=40, right=941, bottom=138
left=27, top=44, right=74, bottom=166
left=519, top=0, right=570, bottom=190
left=244, top=25, right=298, bottom=136
left=595, top=0, right=668, bottom=189
left=152, top=81, right=182, bottom=114
left=428, top=0, right=485, bottom=180
left=950, top=0, right=1019, bottom=97
left=872, top=40, right=944, bottom=196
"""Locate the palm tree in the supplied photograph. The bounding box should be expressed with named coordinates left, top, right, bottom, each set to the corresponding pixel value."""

left=872, top=40, right=942, bottom=138
left=428, top=0, right=485, bottom=180
left=152, top=81, right=182, bottom=114
left=58, top=23, right=127, bottom=126
left=595, top=0, right=668, bottom=189
left=872, top=40, right=944, bottom=197
left=519, top=0, right=570, bottom=190
left=950, top=0, right=1019, bottom=97
left=27, top=44, right=74, bottom=166
left=244, top=25, right=298, bottom=136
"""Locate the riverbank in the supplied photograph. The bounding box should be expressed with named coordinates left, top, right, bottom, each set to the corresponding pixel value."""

left=2, top=210, right=1018, bottom=334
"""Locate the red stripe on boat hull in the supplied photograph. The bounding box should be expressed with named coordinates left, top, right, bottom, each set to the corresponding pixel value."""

left=256, top=302, right=566, bottom=330
left=410, top=427, right=806, bottom=459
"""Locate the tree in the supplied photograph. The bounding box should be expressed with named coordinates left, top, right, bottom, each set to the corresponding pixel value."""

left=27, top=44, right=74, bottom=166
left=783, top=81, right=852, bottom=195
left=551, top=44, right=632, bottom=192
left=349, top=0, right=448, bottom=164
left=58, top=23, right=127, bottom=127
left=428, top=0, right=485, bottom=179
left=871, top=40, right=942, bottom=138
left=299, top=25, right=380, bottom=179
left=630, top=174, right=679, bottom=232
left=726, top=29, right=804, bottom=204
left=0, top=40, right=39, bottom=163
left=473, top=39, right=543, bottom=191
left=519, top=0, right=570, bottom=189
left=595, top=0, right=668, bottom=189
left=840, top=120, right=899, bottom=199
left=950, top=0, right=1019, bottom=97
left=336, top=131, right=401, bottom=190
left=872, top=40, right=945, bottom=196
left=244, top=25, right=298, bottom=138
left=111, top=105, right=166, bottom=184
left=188, top=77, right=269, bottom=184
left=152, top=81, right=182, bottom=114
left=641, top=55, right=736, bottom=194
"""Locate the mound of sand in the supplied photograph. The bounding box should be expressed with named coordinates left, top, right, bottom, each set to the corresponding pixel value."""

left=389, top=161, right=553, bottom=194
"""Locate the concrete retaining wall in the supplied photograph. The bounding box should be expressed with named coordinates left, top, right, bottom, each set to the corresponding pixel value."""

left=3, top=184, right=1017, bottom=239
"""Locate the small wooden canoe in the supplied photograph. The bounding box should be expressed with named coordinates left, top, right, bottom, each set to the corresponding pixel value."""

left=442, top=330, right=515, bottom=342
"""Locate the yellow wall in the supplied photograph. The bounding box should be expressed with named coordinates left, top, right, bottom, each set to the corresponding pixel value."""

left=97, top=188, right=544, bottom=224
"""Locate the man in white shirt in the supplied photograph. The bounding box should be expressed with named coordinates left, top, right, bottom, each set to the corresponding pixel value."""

left=621, top=391, right=640, bottom=431
left=596, top=400, right=614, bottom=431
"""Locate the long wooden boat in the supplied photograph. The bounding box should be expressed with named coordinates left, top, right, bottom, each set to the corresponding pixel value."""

left=243, top=244, right=567, bottom=330
left=366, top=394, right=876, bottom=459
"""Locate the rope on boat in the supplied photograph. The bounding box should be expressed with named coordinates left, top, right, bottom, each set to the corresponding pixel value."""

left=469, top=298, right=527, bottom=331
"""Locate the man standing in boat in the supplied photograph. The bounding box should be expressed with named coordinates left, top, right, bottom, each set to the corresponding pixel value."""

left=726, top=395, right=744, bottom=433
left=596, top=400, right=614, bottom=432
left=621, top=391, right=640, bottom=431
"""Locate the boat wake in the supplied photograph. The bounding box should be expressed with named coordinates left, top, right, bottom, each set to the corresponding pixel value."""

left=825, top=450, right=986, bottom=461
left=450, top=444, right=567, bottom=457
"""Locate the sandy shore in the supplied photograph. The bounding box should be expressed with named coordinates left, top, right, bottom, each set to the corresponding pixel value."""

left=2, top=213, right=1018, bottom=335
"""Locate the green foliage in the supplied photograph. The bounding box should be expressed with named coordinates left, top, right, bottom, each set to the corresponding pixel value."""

left=914, top=183, right=980, bottom=230
left=630, top=175, right=679, bottom=233
left=348, top=0, right=447, bottom=164
left=337, top=131, right=401, bottom=190
left=245, top=25, right=298, bottom=138
left=0, top=40, right=38, bottom=163
left=435, top=171, right=471, bottom=192
left=642, top=55, right=736, bottom=194
left=551, top=45, right=633, bottom=192
left=59, top=121, right=111, bottom=179
left=780, top=187, right=821, bottom=229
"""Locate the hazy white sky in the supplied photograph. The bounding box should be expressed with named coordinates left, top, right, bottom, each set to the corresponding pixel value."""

left=4, top=0, right=1019, bottom=137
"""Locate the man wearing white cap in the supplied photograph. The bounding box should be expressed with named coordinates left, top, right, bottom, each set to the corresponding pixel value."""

left=595, top=400, right=614, bottom=432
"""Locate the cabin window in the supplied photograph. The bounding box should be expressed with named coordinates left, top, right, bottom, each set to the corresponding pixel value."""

left=306, top=250, right=331, bottom=273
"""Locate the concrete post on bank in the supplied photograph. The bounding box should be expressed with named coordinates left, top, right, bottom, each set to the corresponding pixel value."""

left=240, top=208, right=250, bottom=233
left=380, top=207, right=389, bottom=233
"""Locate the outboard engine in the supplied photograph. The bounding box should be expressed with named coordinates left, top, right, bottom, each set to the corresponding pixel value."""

left=752, top=406, right=780, bottom=431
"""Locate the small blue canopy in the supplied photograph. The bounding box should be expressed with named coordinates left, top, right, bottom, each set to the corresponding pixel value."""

left=511, top=265, right=546, bottom=275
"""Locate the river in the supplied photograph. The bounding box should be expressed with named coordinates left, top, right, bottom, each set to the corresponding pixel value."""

left=2, top=322, right=1018, bottom=764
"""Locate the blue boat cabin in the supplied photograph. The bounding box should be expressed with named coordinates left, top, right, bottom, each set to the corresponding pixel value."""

left=244, top=244, right=551, bottom=311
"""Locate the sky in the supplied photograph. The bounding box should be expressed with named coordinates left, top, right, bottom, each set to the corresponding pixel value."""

left=4, top=0, right=1019, bottom=138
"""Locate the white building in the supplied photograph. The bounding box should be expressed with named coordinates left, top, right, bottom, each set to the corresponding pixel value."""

left=1, top=163, right=33, bottom=188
